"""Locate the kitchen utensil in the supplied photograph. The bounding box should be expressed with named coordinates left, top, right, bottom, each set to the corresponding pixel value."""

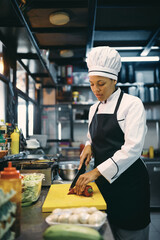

left=58, top=162, right=78, bottom=181
left=42, top=182, right=107, bottom=212
left=69, top=158, right=87, bottom=190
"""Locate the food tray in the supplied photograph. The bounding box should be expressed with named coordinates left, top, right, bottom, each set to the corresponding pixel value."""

left=45, top=215, right=106, bottom=230
left=45, top=207, right=107, bottom=230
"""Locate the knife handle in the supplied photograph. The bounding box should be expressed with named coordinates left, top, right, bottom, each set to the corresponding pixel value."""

left=79, top=158, right=87, bottom=174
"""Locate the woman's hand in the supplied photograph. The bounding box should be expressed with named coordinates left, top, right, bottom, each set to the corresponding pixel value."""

left=78, top=145, right=92, bottom=170
left=75, top=168, right=101, bottom=195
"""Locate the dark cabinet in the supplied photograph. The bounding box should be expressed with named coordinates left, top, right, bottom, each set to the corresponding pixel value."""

left=145, top=161, right=160, bottom=208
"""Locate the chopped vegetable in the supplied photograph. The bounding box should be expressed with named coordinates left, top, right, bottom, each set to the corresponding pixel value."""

left=21, top=173, right=44, bottom=205
left=68, top=185, right=93, bottom=197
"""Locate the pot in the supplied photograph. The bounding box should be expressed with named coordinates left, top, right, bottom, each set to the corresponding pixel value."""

left=58, top=162, right=78, bottom=181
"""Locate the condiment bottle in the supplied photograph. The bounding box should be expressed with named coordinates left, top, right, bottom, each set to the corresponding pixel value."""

left=149, top=146, right=154, bottom=159
left=11, top=129, right=19, bottom=154
left=0, top=161, right=22, bottom=237
left=0, top=130, right=6, bottom=150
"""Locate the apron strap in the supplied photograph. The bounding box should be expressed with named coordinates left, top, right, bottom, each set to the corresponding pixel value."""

left=114, top=91, right=124, bottom=114
left=95, top=102, right=101, bottom=114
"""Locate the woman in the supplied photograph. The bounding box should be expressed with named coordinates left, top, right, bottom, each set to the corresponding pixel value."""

left=75, top=46, right=150, bottom=240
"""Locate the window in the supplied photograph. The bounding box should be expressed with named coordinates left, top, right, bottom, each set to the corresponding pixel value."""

left=16, top=62, right=26, bottom=93
left=28, top=76, right=35, bottom=100
left=18, top=97, right=27, bottom=138
left=28, top=101, right=34, bottom=136
left=0, top=80, right=6, bottom=121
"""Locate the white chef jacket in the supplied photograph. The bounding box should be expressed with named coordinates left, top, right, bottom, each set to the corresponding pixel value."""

left=86, top=87, right=147, bottom=183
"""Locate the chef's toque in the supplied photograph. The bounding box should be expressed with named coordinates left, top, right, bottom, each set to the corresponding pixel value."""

left=86, top=46, right=121, bottom=80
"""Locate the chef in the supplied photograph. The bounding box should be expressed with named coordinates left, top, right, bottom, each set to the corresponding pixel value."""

left=75, top=46, right=150, bottom=240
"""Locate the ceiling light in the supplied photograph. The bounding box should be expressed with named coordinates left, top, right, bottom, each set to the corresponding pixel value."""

left=60, top=50, right=74, bottom=58
left=114, top=46, right=160, bottom=51
left=115, top=47, right=144, bottom=50
left=121, top=56, right=159, bottom=62
left=49, top=12, right=70, bottom=26
left=0, top=57, right=4, bottom=74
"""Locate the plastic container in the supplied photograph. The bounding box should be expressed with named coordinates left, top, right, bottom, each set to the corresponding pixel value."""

left=11, top=129, right=19, bottom=154
left=0, top=162, right=22, bottom=238
left=21, top=173, right=44, bottom=206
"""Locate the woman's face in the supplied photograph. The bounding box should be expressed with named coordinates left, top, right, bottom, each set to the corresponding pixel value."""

left=89, top=75, right=117, bottom=102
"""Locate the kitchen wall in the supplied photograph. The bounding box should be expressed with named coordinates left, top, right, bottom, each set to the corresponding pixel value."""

left=0, top=81, right=7, bottom=122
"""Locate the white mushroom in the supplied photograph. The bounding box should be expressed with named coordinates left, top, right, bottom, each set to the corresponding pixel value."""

left=68, top=214, right=80, bottom=224
left=93, top=210, right=107, bottom=221
left=49, top=214, right=59, bottom=222
left=87, top=207, right=98, bottom=214
left=52, top=208, right=63, bottom=215
left=88, top=212, right=104, bottom=225
left=62, top=208, right=73, bottom=214
left=79, top=212, right=90, bottom=224
left=73, top=207, right=86, bottom=214
left=58, top=213, right=71, bottom=223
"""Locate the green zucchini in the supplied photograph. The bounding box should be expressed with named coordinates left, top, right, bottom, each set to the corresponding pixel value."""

left=43, top=224, right=104, bottom=240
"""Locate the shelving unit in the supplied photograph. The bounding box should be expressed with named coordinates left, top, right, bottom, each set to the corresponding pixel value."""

left=41, top=62, right=160, bottom=154
left=0, top=189, right=17, bottom=240
left=55, top=81, right=160, bottom=148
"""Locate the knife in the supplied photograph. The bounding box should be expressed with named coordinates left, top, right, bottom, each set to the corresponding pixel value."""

left=69, top=158, right=87, bottom=190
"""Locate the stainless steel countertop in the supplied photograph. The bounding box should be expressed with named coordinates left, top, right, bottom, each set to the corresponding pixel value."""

left=16, top=187, right=115, bottom=240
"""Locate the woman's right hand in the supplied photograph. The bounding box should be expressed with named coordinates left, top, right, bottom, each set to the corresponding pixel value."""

left=78, top=145, right=92, bottom=170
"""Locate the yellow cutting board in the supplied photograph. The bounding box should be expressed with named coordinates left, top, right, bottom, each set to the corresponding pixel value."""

left=42, top=182, right=107, bottom=212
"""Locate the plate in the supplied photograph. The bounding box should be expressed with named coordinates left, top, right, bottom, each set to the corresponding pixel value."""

left=45, top=214, right=107, bottom=230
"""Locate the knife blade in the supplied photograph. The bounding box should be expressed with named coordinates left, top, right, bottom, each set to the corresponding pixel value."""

left=69, top=158, right=87, bottom=190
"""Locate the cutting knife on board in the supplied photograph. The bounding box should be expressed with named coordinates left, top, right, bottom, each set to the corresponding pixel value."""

left=69, top=158, right=87, bottom=190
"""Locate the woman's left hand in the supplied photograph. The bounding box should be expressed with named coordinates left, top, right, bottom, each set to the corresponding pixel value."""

left=75, top=168, right=101, bottom=195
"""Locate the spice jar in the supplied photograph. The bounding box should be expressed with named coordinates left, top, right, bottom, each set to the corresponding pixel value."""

left=0, top=162, right=22, bottom=238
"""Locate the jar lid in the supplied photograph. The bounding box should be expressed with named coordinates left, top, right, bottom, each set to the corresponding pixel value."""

left=0, top=161, right=21, bottom=179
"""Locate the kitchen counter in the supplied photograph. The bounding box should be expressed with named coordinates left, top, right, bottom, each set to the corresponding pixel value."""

left=16, top=187, right=115, bottom=240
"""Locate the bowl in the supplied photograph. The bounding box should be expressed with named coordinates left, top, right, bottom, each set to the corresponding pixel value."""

left=0, top=150, right=8, bottom=159
left=58, top=163, right=78, bottom=181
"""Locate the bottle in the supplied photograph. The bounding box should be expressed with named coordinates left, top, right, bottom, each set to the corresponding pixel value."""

left=0, top=161, right=22, bottom=237
left=11, top=129, right=20, bottom=154
left=149, top=146, right=154, bottom=159
left=0, top=119, right=6, bottom=132
left=72, top=91, right=79, bottom=102
left=0, top=130, right=6, bottom=150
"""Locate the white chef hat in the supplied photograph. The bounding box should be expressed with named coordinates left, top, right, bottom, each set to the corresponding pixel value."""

left=86, top=46, right=121, bottom=81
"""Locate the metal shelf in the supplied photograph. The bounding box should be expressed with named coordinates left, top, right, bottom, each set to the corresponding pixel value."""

left=73, top=120, right=88, bottom=123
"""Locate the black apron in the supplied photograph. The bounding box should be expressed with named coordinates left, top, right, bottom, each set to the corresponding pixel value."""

left=89, top=91, right=150, bottom=230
